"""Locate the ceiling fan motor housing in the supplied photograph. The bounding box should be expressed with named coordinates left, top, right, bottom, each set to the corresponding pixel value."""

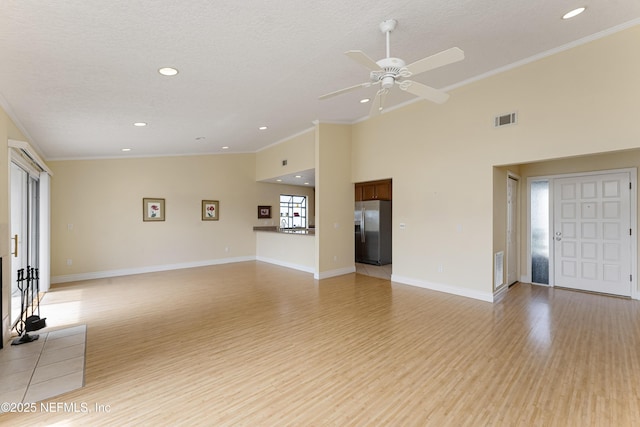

left=372, top=57, right=406, bottom=88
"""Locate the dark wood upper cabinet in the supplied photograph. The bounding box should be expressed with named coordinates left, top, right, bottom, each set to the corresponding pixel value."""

left=355, top=179, right=392, bottom=201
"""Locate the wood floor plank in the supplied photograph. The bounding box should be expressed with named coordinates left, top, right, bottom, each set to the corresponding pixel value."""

left=1, top=261, right=640, bottom=425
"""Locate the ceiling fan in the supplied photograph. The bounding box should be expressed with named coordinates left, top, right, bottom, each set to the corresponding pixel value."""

left=319, top=19, right=464, bottom=116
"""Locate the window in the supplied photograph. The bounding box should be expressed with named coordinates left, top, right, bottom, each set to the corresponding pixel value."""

left=280, top=195, right=307, bottom=229
left=530, top=180, right=550, bottom=284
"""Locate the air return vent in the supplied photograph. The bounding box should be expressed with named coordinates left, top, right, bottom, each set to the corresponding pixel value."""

left=494, top=112, right=517, bottom=128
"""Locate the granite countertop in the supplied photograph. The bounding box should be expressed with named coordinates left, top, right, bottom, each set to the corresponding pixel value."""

left=253, top=226, right=315, bottom=235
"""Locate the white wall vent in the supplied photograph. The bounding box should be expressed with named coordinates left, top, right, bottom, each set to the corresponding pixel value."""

left=494, top=112, right=517, bottom=128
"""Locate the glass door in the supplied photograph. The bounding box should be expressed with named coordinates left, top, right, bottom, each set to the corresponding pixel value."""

left=10, top=162, right=39, bottom=326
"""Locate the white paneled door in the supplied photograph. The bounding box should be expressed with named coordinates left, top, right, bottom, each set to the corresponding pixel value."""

left=553, top=172, right=632, bottom=297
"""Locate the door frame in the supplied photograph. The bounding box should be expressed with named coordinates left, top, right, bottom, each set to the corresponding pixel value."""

left=6, top=140, right=51, bottom=338
left=506, top=173, right=520, bottom=287
left=527, top=167, right=637, bottom=299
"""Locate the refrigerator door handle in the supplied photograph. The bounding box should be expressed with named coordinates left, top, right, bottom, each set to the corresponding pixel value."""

left=361, top=207, right=366, bottom=243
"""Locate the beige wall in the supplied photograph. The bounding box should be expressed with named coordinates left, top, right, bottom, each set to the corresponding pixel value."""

left=352, top=25, right=640, bottom=300
left=49, top=154, right=260, bottom=280
left=256, top=232, right=314, bottom=272
left=0, top=109, right=28, bottom=339
left=255, top=129, right=314, bottom=181
left=315, top=123, right=354, bottom=277
left=49, top=154, right=317, bottom=282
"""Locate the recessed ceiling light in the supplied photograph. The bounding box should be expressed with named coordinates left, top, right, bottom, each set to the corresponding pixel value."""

left=158, top=67, right=179, bottom=76
left=304, top=182, right=310, bottom=185
left=360, top=98, right=370, bottom=103
left=562, top=7, right=586, bottom=19
left=295, top=175, right=302, bottom=178
left=276, top=179, right=283, bottom=182
left=259, top=126, right=268, bottom=130
left=221, top=146, right=229, bottom=150
left=121, top=148, right=131, bottom=152
left=133, top=122, right=147, bottom=127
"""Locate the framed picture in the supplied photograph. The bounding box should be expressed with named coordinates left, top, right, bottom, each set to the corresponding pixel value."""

left=143, top=198, right=165, bottom=221
left=202, top=200, right=219, bottom=221
left=258, top=205, right=271, bottom=219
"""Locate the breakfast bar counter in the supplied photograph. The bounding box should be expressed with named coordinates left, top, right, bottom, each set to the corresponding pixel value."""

left=254, top=226, right=315, bottom=273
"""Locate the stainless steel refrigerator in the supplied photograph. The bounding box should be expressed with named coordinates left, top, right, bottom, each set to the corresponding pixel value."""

left=354, top=200, right=392, bottom=265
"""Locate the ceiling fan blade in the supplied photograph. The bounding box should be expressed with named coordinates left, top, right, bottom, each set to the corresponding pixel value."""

left=400, top=80, right=450, bottom=104
left=405, top=47, right=464, bottom=76
left=345, top=50, right=381, bottom=71
left=319, top=82, right=371, bottom=100
left=369, top=88, right=388, bottom=117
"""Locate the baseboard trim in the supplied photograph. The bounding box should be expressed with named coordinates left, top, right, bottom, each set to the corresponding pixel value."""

left=391, top=274, right=494, bottom=303
left=255, top=256, right=315, bottom=274
left=51, top=261, right=493, bottom=303
left=50, top=256, right=255, bottom=284
left=315, top=266, right=356, bottom=280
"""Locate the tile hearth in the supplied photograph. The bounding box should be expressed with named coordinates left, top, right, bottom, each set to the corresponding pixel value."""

left=0, top=325, right=86, bottom=408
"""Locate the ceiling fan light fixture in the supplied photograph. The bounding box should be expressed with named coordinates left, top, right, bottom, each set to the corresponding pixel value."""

left=562, top=7, right=586, bottom=20
left=158, top=67, right=178, bottom=76
left=381, top=76, right=395, bottom=89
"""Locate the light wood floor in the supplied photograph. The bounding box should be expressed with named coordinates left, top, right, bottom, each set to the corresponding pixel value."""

left=2, top=261, right=640, bottom=426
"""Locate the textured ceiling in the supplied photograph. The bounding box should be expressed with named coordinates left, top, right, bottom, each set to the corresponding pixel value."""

left=1, top=1, right=639, bottom=162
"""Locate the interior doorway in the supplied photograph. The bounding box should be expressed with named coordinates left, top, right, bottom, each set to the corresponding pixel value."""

left=354, top=179, right=393, bottom=280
